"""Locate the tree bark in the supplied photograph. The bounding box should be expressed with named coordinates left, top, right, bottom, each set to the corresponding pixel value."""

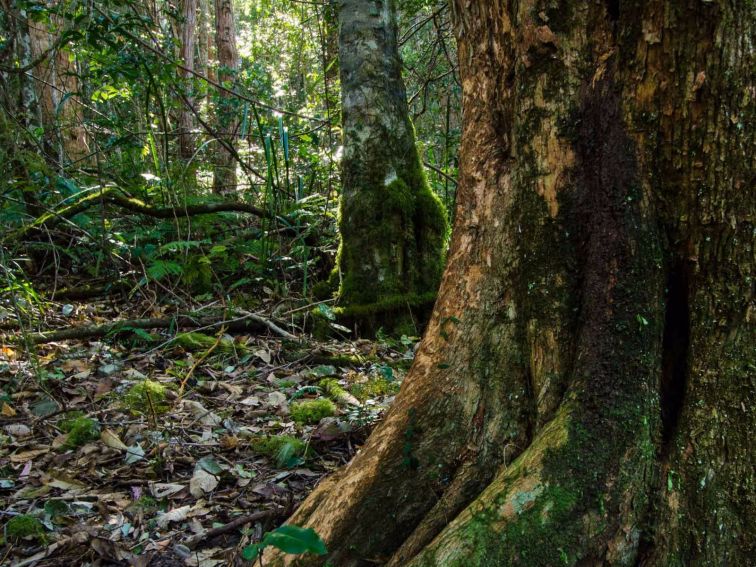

left=27, top=3, right=87, bottom=164
left=333, top=0, right=448, bottom=307
left=179, top=0, right=198, bottom=160
left=265, top=1, right=754, bottom=565
left=212, top=0, right=239, bottom=194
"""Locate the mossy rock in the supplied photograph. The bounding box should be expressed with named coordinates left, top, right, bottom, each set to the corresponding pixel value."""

left=4, top=514, right=45, bottom=543
left=59, top=414, right=101, bottom=449
left=123, top=380, right=170, bottom=415
left=290, top=398, right=337, bottom=425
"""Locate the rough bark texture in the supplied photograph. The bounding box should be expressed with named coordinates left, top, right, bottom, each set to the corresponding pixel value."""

left=28, top=4, right=87, bottom=164
left=179, top=0, right=198, bottom=160
left=267, top=1, right=754, bottom=566
left=333, top=0, right=447, bottom=307
left=212, top=0, right=238, bottom=194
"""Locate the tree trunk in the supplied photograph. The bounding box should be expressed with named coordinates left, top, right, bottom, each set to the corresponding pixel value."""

left=333, top=0, right=448, bottom=307
left=212, top=0, right=239, bottom=194
left=27, top=4, right=87, bottom=164
left=266, top=1, right=753, bottom=565
left=178, top=0, right=197, bottom=160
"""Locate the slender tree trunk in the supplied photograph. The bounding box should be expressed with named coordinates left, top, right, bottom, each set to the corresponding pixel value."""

left=178, top=0, right=197, bottom=160
left=27, top=4, right=87, bottom=164
left=266, top=1, right=754, bottom=565
left=212, top=0, right=239, bottom=194
left=333, top=0, right=447, bottom=308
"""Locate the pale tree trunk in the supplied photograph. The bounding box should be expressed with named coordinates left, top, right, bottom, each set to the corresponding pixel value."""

left=27, top=4, right=87, bottom=164
left=178, top=0, right=197, bottom=160
left=333, top=0, right=447, bottom=308
left=212, top=0, right=239, bottom=194
left=197, top=0, right=210, bottom=92
left=266, top=1, right=754, bottom=565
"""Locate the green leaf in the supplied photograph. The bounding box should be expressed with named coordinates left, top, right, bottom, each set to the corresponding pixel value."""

left=197, top=456, right=223, bottom=475
left=317, top=303, right=335, bottom=321
left=262, top=525, right=327, bottom=556
left=241, top=543, right=262, bottom=561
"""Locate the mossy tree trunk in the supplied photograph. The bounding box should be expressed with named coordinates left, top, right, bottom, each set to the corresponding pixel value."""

left=212, top=0, right=238, bottom=194
left=268, top=1, right=753, bottom=565
left=334, top=0, right=448, bottom=306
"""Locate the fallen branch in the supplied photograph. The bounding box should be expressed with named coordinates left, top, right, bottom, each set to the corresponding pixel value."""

left=19, top=311, right=298, bottom=344
left=184, top=509, right=279, bottom=550
left=11, top=187, right=284, bottom=241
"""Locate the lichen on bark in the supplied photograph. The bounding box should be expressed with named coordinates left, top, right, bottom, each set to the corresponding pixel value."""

left=333, top=0, right=448, bottom=309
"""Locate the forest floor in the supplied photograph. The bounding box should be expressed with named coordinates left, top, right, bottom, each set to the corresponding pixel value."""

left=0, top=292, right=413, bottom=566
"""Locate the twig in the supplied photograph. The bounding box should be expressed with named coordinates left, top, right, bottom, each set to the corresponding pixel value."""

left=184, top=509, right=279, bottom=550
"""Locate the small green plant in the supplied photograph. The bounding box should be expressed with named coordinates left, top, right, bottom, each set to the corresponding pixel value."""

left=242, top=524, right=327, bottom=563
left=59, top=414, right=100, bottom=448
left=290, top=398, right=337, bottom=425
left=4, top=514, right=45, bottom=542
left=123, top=380, right=169, bottom=415
left=250, top=435, right=309, bottom=467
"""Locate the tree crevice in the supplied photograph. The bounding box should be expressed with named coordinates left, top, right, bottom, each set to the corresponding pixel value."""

left=659, top=257, right=691, bottom=453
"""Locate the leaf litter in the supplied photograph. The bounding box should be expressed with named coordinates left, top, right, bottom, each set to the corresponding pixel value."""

left=0, top=296, right=414, bottom=565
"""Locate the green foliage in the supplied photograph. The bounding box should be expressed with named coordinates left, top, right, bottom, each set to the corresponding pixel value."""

left=59, top=415, right=101, bottom=448
left=4, top=515, right=45, bottom=542
left=241, top=524, right=327, bottom=562
left=289, top=398, right=337, bottom=425
left=250, top=435, right=309, bottom=467
left=123, top=380, right=169, bottom=415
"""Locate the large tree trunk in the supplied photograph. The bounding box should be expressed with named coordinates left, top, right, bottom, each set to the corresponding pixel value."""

left=212, top=0, right=239, bottom=194
left=178, top=0, right=197, bottom=160
left=268, top=0, right=754, bottom=565
left=333, top=0, right=447, bottom=307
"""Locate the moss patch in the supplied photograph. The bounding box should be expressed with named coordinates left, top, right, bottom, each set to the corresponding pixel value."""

left=60, top=415, right=101, bottom=449
left=123, top=380, right=169, bottom=415
left=351, top=377, right=400, bottom=402
left=4, top=515, right=45, bottom=542
left=290, top=398, right=337, bottom=425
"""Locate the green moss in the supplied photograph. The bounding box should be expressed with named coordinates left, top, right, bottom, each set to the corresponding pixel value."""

left=171, top=332, right=236, bottom=353
left=123, top=380, right=169, bottom=415
left=5, top=515, right=45, bottom=542
left=60, top=415, right=100, bottom=448
left=250, top=435, right=308, bottom=459
left=351, top=377, right=400, bottom=402
left=319, top=378, right=348, bottom=400
left=335, top=149, right=448, bottom=307
left=311, top=280, right=335, bottom=300
left=289, top=398, right=337, bottom=425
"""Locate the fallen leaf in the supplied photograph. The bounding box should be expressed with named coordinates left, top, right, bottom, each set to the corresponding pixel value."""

left=10, top=448, right=49, bottom=463
left=182, top=400, right=222, bottom=427
left=2, top=402, right=16, bottom=416
left=101, top=429, right=128, bottom=451
left=4, top=423, right=31, bottom=438
left=189, top=468, right=219, bottom=499
left=124, top=443, right=145, bottom=464
left=150, top=482, right=185, bottom=499
left=157, top=505, right=191, bottom=529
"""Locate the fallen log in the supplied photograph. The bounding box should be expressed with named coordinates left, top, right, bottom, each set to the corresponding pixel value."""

left=16, top=311, right=298, bottom=344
